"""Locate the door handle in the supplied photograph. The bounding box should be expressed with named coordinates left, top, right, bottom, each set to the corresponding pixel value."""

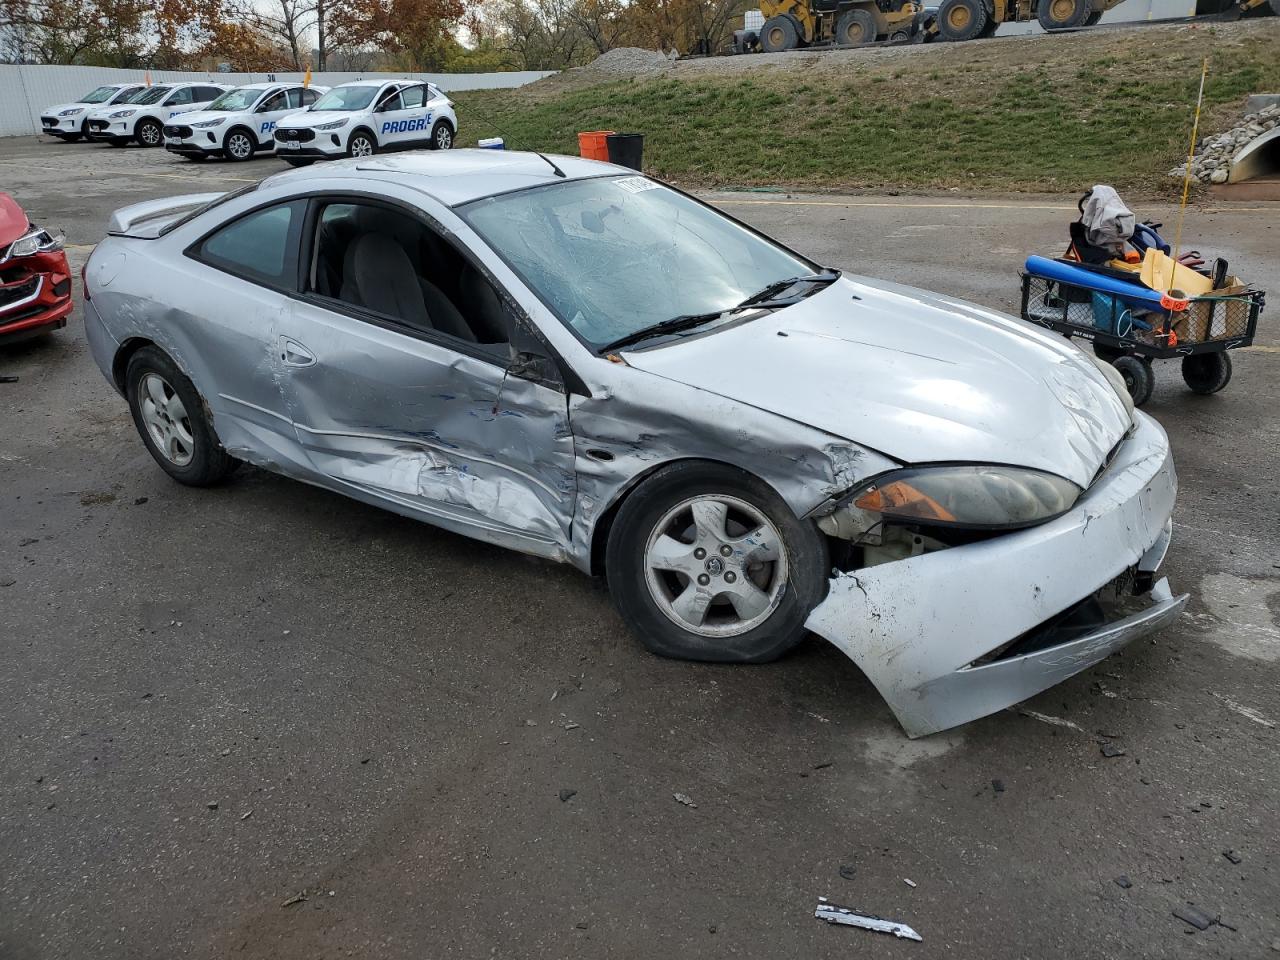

left=280, top=337, right=316, bottom=366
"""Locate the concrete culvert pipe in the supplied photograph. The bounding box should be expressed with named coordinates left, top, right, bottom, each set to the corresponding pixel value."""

left=1229, top=127, right=1280, bottom=183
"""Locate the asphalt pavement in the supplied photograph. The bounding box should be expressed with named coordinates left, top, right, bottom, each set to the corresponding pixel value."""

left=1, top=136, right=1278, bottom=960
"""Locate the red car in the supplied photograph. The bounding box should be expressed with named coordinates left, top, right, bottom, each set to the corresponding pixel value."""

left=0, top=192, right=73, bottom=343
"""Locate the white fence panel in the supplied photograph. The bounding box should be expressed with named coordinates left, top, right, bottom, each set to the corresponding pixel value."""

left=0, top=65, right=556, bottom=138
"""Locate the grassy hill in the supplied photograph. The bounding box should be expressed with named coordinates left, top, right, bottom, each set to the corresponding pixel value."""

left=452, top=21, right=1280, bottom=194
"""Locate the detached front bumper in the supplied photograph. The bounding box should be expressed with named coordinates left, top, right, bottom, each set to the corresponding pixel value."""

left=806, top=411, right=1186, bottom=738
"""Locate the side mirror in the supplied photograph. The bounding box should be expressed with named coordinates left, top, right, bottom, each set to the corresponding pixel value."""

left=506, top=320, right=562, bottom=386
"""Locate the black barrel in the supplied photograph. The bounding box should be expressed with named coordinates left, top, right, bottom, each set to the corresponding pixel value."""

left=606, top=133, right=644, bottom=171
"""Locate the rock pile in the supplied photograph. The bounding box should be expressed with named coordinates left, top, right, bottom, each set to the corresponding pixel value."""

left=579, top=47, right=674, bottom=79
left=1170, top=102, right=1280, bottom=184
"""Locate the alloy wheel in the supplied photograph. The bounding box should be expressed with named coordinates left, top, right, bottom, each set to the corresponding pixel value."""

left=138, top=373, right=195, bottom=466
left=643, top=495, right=788, bottom=638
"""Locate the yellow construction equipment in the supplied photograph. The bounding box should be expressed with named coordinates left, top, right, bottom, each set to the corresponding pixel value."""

left=748, top=0, right=1276, bottom=47
left=755, top=0, right=924, bottom=49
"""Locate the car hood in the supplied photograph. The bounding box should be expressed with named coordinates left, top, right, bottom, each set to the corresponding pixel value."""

left=0, top=193, right=29, bottom=247
left=277, top=110, right=354, bottom=128
left=44, top=102, right=90, bottom=114
left=169, top=109, right=223, bottom=125
left=620, top=275, right=1133, bottom=489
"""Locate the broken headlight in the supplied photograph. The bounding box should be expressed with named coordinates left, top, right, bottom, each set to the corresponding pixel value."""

left=0, top=226, right=64, bottom=264
left=829, top=465, right=1081, bottom=534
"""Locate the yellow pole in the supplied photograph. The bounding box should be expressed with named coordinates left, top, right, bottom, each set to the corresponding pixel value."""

left=1169, top=58, right=1208, bottom=292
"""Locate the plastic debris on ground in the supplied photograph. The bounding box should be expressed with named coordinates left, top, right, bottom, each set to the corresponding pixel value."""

left=815, top=898, right=922, bottom=941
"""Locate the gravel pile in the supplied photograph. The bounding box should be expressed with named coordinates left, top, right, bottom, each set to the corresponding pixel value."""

left=578, top=47, right=674, bottom=79
left=1170, top=102, right=1280, bottom=184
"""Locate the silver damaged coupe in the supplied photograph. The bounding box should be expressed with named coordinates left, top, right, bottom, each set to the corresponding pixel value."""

left=83, top=151, right=1188, bottom=737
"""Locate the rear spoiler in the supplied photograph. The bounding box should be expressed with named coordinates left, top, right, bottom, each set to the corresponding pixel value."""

left=106, top=193, right=225, bottom=239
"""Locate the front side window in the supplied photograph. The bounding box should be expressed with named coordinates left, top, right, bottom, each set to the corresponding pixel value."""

left=459, top=177, right=815, bottom=349
left=258, top=91, right=288, bottom=112
left=196, top=201, right=303, bottom=287
left=308, top=201, right=508, bottom=348
left=208, top=88, right=260, bottom=112
left=375, top=90, right=403, bottom=112
left=400, top=85, right=425, bottom=108
left=310, top=86, right=378, bottom=111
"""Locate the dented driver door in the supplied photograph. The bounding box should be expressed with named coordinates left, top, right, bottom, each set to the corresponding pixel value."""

left=273, top=298, right=578, bottom=560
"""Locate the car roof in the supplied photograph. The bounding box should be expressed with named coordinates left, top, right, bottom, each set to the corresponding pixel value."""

left=334, top=78, right=418, bottom=88
left=264, top=149, right=633, bottom=207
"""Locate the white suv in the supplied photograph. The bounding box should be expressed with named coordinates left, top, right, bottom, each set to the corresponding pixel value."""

left=85, top=82, right=230, bottom=148
left=272, top=79, right=457, bottom=166
left=163, top=83, right=329, bottom=162
left=40, top=83, right=146, bottom=141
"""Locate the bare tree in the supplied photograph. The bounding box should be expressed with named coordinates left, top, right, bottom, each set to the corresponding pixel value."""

left=237, top=0, right=316, bottom=68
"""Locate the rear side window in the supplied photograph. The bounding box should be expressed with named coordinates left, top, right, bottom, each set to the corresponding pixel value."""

left=199, top=87, right=224, bottom=101
left=194, top=200, right=305, bottom=288
left=401, top=85, right=425, bottom=108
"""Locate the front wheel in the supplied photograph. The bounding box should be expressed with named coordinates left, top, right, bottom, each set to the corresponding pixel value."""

left=834, top=8, right=878, bottom=45
left=125, top=346, right=239, bottom=486
left=136, top=119, right=163, bottom=147
left=347, top=131, right=377, bottom=158
left=1037, top=0, right=1091, bottom=29
left=937, top=0, right=989, bottom=40
left=1113, top=355, right=1154, bottom=407
left=223, top=128, right=255, bottom=162
left=605, top=462, right=828, bottom=664
left=760, top=14, right=801, bottom=51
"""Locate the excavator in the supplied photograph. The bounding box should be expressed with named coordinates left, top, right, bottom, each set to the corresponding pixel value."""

left=746, top=0, right=1275, bottom=48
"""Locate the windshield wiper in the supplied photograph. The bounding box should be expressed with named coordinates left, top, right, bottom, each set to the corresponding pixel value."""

left=597, top=295, right=811, bottom=353
left=737, top=271, right=839, bottom=308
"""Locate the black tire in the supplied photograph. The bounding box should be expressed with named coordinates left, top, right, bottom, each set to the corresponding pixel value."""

left=136, top=118, right=163, bottom=148
left=1084, top=8, right=1103, bottom=24
left=605, top=461, right=829, bottom=664
left=125, top=346, right=238, bottom=486
left=1112, top=355, right=1154, bottom=407
left=282, top=157, right=315, bottom=167
left=834, top=8, right=878, bottom=45
left=1181, top=352, right=1232, bottom=395
left=1037, top=0, right=1090, bottom=29
left=223, top=126, right=256, bottom=162
left=760, top=14, right=801, bottom=51
left=977, top=15, right=999, bottom=35
left=1093, top=342, right=1125, bottom=363
left=107, top=139, right=130, bottom=148
left=429, top=120, right=454, bottom=150
left=937, top=0, right=988, bottom=40
left=61, top=133, right=83, bottom=143
left=346, top=129, right=377, bottom=158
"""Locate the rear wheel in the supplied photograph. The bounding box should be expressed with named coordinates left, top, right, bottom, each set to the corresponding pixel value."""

left=429, top=120, right=454, bottom=150
left=223, top=127, right=255, bottom=162
left=605, top=462, right=828, bottom=664
left=1084, top=8, right=1103, bottom=23
left=760, top=14, right=801, bottom=51
left=1113, top=355, right=1154, bottom=407
left=977, top=14, right=1000, bottom=35
left=136, top=118, right=163, bottom=147
left=937, top=0, right=989, bottom=40
left=835, top=8, right=878, bottom=45
left=1037, top=0, right=1091, bottom=29
left=125, top=347, right=238, bottom=486
left=1181, top=352, right=1232, bottom=394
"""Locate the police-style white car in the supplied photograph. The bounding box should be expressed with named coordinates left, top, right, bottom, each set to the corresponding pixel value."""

left=163, top=83, right=329, bottom=162
left=40, top=83, right=146, bottom=141
left=85, top=82, right=230, bottom=148
left=272, top=79, right=457, bottom=165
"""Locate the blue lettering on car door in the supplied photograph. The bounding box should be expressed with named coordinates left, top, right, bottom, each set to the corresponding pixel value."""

left=260, top=120, right=277, bottom=134
left=379, top=116, right=432, bottom=135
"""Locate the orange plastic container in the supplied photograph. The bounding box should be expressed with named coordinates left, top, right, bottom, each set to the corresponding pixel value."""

left=577, top=130, right=615, bottom=160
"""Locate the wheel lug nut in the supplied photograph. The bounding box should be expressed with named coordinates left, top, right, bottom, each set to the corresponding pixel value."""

left=719, top=545, right=732, bottom=557
left=697, top=574, right=710, bottom=586
left=694, top=548, right=706, bottom=559
left=725, top=571, right=737, bottom=583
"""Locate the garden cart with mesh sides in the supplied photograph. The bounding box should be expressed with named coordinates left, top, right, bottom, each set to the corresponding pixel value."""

left=1020, top=270, right=1264, bottom=406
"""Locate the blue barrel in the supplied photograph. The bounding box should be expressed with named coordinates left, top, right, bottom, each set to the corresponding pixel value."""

left=478, top=137, right=504, bottom=150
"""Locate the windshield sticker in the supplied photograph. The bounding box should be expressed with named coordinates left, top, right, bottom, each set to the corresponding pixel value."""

left=615, top=176, right=658, bottom=194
